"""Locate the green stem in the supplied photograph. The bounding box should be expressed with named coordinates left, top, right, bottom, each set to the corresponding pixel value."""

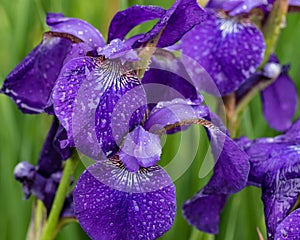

left=189, top=228, right=215, bottom=240
left=40, top=152, right=79, bottom=240
left=261, top=0, right=289, bottom=67
left=26, top=199, right=47, bottom=240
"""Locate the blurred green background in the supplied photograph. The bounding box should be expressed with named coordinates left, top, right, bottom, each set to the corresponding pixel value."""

left=1, top=0, right=300, bottom=240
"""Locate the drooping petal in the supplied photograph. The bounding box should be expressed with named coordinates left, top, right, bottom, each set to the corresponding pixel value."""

left=46, top=13, right=105, bottom=48
left=183, top=193, right=228, bottom=234
left=120, top=126, right=162, bottom=172
left=274, top=209, right=300, bottom=240
left=108, top=5, right=166, bottom=42
left=261, top=145, right=300, bottom=239
left=182, top=134, right=249, bottom=233
left=1, top=36, right=73, bottom=113
left=52, top=57, right=97, bottom=148
left=261, top=73, right=298, bottom=132
left=145, top=97, right=249, bottom=193
left=181, top=10, right=265, bottom=96
left=53, top=56, right=147, bottom=159
left=36, top=118, right=71, bottom=177
left=73, top=160, right=176, bottom=240
left=134, top=0, right=207, bottom=48
left=182, top=124, right=249, bottom=234
left=205, top=130, right=250, bottom=194
left=93, top=64, right=147, bottom=158
left=235, top=128, right=300, bottom=239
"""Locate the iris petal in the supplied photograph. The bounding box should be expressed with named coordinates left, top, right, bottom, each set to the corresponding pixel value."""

left=183, top=193, right=228, bottom=234
left=37, top=118, right=71, bottom=177
left=261, top=146, right=300, bottom=239
left=120, top=126, right=162, bottom=172
left=181, top=11, right=265, bottom=95
left=108, top=5, right=166, bottom=42
left=52, top=57, right=97, bottom=148
left=134, top=0, right=206, bottom=48
left=53, top=57, right=146, bottom=159
left=261, top=73, right=298, bottom=132
left=142, top=50, right=199, bottom=108
left=73, top=161, right=176, bottom=240
left=46, top=13, right=105, bottom=48
left=144, top=98, right=208, bottom=134
left=274, top=209, right=300, bottom=240
left=2, top=36, right=72, bottom=113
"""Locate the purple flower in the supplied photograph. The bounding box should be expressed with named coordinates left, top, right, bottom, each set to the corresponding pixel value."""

left=235, top=120, right=300, bottom=239
left=14, top=118, right=72, bottom=215
left=50, top=0, right=207, bottom=159
left=184, top=118, right=300, bottom=238
left=180, top=4, right=266, bottom=96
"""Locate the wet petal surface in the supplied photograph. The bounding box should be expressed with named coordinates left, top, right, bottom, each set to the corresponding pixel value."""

left=183, top=193, right=228, bottom=234
left=274, top=209, right=300, bottom=240
left=181, top=11, right=265, bottom=95
left=53, top=57, right=146, bottom=159
left=73, top=161, right=176, bottom=240
left=120, top=126, right=162, bottom=172
left=46, top=13, right=105, bottom=48
left=2, top=36, right=72, bottom=113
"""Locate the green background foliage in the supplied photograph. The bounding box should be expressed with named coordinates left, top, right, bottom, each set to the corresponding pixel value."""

left=0, top=1, right=299, bottom=239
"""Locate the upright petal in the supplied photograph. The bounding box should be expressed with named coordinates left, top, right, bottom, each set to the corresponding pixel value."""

left=120, top=126, right=162, bottom=172
left=73, top=160, right=176, bottom=240
left=134, top=0, right=207, bottom=48
left=261, top=73, right=298, bottom=132
left=108, top=5, right=166, bottom=42
left=181, top=11, right=265, bottom=95
left=1, top=35, right=73, bottom=113
left=46, top=13, right=105, bottom=48
left=274, top=209, right=300, bottom=240
left=142, top=49, right=199, bottom=108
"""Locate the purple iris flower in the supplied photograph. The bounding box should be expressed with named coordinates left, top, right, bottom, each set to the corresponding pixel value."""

left=14, top=118, right=72, bottom=216
left=180, top=1, right=266, bottom=96
left=50, top=0, right=207, bottom=159
left=237, top=54, right=298, bottom=131
left=3, top=0, right=252, bottom=239
left=183, top=118, right=300, bottom=239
